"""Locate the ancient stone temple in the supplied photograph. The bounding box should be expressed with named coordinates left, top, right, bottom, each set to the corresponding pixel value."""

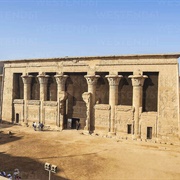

left=0, top=53, right=180, bottom=141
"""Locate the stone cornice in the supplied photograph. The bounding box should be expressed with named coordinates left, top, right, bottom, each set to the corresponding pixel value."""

left=2, top=53, right=180, bottom=63
left=43, top=101, right=58, bottom=106
left=13, top=99, right=24, bottom=104
left=94, top=104, right=111, bottom=110
left=27, top=100, right=40, bottom=105
left=116, top=105, right=134, bottom=112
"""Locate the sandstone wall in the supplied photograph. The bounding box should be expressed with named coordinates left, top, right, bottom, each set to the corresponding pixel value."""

left=1, top=55, right=179, bottom=140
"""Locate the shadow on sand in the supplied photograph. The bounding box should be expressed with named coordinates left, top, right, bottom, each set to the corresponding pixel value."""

left=0, top=123, right=69, bottom=180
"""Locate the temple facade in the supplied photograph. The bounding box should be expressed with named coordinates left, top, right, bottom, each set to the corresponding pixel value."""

left=0, top=54, right=180, bottom=142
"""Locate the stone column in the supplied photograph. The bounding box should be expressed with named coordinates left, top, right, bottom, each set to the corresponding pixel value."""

left=82, top=92, right=91, bottom=133
left=21, top=74, right=32, bottom=125
left=129, top=72, right=147, bottom=138
left=106, top=75, right=122, bottom=135
left=84, top=75, right=99, bottom=132
left=54, top=74, right=68, bottom=130
left=37, top=73, right=49, bottom=124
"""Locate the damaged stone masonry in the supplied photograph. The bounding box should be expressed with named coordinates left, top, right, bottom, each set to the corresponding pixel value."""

left=0, top=53, right=180, bottom=142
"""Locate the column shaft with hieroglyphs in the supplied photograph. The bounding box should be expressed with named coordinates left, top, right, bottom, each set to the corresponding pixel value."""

left=106, top=75, right=122, bottom=135
left=84, top=75, right=99, bottom=132
left=55, top=74, right=68, bottom=130
left=129, top=70, right=147, bottom=138
left=82, top=92, right=91, bottom=133
left=37, top=73, right=49, bottom=124
left=21, top=74, right=32, bottom=125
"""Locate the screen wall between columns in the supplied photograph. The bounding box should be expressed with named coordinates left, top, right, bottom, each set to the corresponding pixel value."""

left=46, top=72, right=57, bottom=101
left=96, top=72, right=109, bottom=104
left=13, top=73, right=23, bottom=99
left=143, top=72, right=158, bottom=112
left=118, top=72, right=133, bottom=106
left=29, top=73, right=40, bottom=100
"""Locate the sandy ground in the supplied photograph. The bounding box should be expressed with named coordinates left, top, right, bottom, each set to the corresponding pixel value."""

left=1, top=123, right=180, bottom=180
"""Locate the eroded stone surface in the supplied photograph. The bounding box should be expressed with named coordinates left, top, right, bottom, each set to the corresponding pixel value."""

left=0, top=54, right=180, bottom=142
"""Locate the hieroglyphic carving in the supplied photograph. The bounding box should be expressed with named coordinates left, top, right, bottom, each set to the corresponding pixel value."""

left=94, top=107, right=110, bottom=129
left=82, top=92, right=91, bottom=131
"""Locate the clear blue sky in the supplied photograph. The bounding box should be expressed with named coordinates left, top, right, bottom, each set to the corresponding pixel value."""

left=0, top=0, right=180, bottom=60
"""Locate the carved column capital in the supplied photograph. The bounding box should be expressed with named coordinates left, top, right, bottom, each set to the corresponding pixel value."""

left=21, top=75, right=33, bottom=84
left=54, top=75, right=68, bottom=86
left=37, top=74, right=49, bottom=84
left=84, top=75, right=100, bottom=86
left=105, top=75, right=123, bottom=86
left=128, top=75, right=148, bottom=87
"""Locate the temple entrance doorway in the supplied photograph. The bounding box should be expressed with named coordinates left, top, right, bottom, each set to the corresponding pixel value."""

left=64, top=72, right=87, bottom=130
left=16, top=113, right=19, bottom=123
left=147, top=127, right=152, bottom=139
left=66, top=118, right=80, bottom=130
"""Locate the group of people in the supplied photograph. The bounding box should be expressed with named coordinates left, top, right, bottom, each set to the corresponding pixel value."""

left=32, top=122, right=44, bottom=131
left=0, top=168, right=21, bottom=179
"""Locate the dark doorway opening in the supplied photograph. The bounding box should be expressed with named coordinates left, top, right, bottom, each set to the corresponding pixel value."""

left=72, top=118, right=80, bottom=130
left=147, top=127, right=152, bottom=139
left=127, top=124, right=132, bottom=134
left=67, top=118, right=80, bottom=130
left=16, top=113, right=19, bottom=123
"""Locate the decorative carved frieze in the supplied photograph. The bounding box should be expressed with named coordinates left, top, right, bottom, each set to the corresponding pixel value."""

left=21, top=75, right=33, bottom=84
left=105, top=75, right=123, bottom=86
left=116, top=105, right=134, bottom=112
left=43, top=101, right=58, bottom=106
left=13, top=99, right=24, bottom=104
left=84, top=75, right=100, bottom=86
left=94, top=104, right=111, bottom=110
left=27, top=100, right=40, bottom=105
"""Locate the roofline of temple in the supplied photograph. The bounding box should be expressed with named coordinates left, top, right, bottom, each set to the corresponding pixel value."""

left=1, top=53, right=180, bottom=63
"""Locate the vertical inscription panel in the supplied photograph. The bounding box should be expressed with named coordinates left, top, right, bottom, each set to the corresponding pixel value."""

left=44, top=106, right=57, bottom=125
left=27, top=105, right=40, bottom=122
left=115, top=105, right=134, bottom=136
left=94, top=104, right=110, bottom=134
